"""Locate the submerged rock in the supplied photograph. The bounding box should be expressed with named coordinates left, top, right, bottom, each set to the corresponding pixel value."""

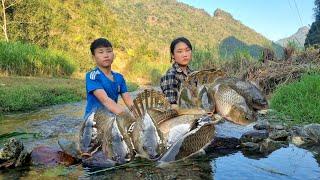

left=31, top=145, right=77, bottom=166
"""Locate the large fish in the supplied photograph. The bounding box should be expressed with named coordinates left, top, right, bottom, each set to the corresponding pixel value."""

left=178, top=69, right=226, bottom=111
left=101, top=115, right=132, bottom=164
left=211, top=83, right=256, bottom=125
left=157, top=113, right=204, bottom=148
left=79, top=111, right=99, bottom=154
left=215, top=77, right=268, bottom=110
left=178, top=85, right=214, bottom=112
left=159, top=115, right=215, bottom=162
left=131, top=111, right=165, bottom=160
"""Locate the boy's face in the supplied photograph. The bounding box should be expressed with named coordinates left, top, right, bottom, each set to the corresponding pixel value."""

left=92, top=46, right=114, bottom=68
left=172, top=42, right=192, bottom=67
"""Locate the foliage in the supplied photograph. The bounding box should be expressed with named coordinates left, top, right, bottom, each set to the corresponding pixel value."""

left=287, top=40, right=302, bottom=52
left=190, top=45, right=217, bottom=70
left=304, top=21, right=320, bottom=47
left=305, top=0, right=320, bottom=47
left=0, top=41, right=76, bottom=76
left=270, top=73, right=320, bottom=125
left=315, top=0, right=320, bottom=21
left=0, top=0, right=276, bottom=83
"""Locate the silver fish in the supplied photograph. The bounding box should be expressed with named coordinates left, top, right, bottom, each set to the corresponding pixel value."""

left=102, top=116, right=131, bottom=164
left=159, top=115, right=215, bottom=162
left=80, top=112, right=96, bottom=153
left=131, top=111, right=164, bottom=160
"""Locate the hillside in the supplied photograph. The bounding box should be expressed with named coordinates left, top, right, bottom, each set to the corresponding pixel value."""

left=1, top=0, right=281, bottom=83
left=276, top=26, right=310, bottom=47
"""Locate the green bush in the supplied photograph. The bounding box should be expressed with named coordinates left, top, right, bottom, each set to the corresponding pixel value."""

left=270, top=73, right=320, bottom=125
left=0, top=41, right=76, bottom=77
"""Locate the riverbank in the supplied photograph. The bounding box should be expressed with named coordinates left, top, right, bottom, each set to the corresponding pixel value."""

left=0, top=76, right=139, bottom=113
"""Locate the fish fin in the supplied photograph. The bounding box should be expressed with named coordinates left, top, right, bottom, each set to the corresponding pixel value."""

left=132, top=89, right=171, bottom=119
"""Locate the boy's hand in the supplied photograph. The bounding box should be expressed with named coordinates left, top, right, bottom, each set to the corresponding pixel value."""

left=117, top=110, right=135, bottom=124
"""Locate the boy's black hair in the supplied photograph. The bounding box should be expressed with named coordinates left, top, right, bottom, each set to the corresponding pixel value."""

left=90, top=38, right=112, bottom=55
left=170, top=37, right=192, bottom=62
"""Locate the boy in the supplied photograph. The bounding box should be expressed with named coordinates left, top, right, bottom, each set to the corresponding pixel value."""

left=84, top=37, right=134, bottom=118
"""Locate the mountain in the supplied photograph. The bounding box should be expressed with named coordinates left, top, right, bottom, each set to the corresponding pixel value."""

left=2, top=0, right=281, bottom=82
left=276, top=26, right=310, bottom=47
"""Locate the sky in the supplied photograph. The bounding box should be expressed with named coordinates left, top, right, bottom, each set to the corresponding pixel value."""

left=178, top=0, right=315, bottom=41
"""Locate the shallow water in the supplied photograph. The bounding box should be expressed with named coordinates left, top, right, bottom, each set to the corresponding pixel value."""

left=1, top=98, right=320, bottom=179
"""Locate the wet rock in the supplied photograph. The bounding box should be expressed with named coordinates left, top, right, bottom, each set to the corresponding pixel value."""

left=15, top=149, right=31, bottom=167
left=58, top=138, right=82, bottom=159
left=204, top=136, right=240, bottom=154
left=270, top=124, right=286, bottom=131
left=31, top=145, right=77, bottom=166
left=259, top=138, right=288, bottom=155
left=291, top=136, right=307, bottom=146
left=240, top=130, right=269, bottom=143
left=253, top=120, right=270, bottom=130
left=302, top=124, right=320, bottom=144
left=269, top=130, right=289, bottom=141
left=241, top=142, right=260, bottom=152
left=290, top=124, right=320, bottom=146
left=0, top=138, right=24, bottom=161
left=0, top=138, right=30, bottom=169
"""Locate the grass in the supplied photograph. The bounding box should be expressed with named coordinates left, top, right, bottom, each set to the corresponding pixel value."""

left=0, top=41, right=76, bottom=77
left=0, top=76, right=85, bottom=113
left=0, top=76, right=139, bottom=113
left=270, top=73, right=320, bottom=125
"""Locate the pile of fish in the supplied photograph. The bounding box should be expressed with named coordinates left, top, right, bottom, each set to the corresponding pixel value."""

left=71, top=69, right=269, bottom=168
left=73, top=89, right=217, bottom=168
left=178, top=69, right=268, bottom=125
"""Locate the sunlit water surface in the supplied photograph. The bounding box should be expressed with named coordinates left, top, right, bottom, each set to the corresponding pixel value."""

left=1, top=98, right=319, bottom=179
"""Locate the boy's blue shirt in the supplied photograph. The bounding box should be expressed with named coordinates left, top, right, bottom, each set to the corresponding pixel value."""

left=84, top=67, right=128, bottom=118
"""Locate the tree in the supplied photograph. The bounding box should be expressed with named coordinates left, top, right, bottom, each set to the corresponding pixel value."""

left=305, top=0, right=320, bottom=47
left=1, top=0, right=20, bottom=41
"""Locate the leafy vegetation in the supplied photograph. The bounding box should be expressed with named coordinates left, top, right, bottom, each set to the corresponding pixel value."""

left=305, top=0, right=320, bottom=47
left=0, top=0, right=279, bottom=84
left=270, top=73, right=320, bottom=125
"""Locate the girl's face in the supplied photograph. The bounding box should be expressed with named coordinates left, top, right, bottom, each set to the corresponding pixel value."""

left=172, top=42, right=192, bottom=66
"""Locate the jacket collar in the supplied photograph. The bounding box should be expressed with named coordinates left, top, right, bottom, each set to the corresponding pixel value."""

left=172, top=62, right=192, bottom=75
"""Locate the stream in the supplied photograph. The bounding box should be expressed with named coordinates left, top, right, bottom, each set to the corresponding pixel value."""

left=1, top=95, right=320, bottom=179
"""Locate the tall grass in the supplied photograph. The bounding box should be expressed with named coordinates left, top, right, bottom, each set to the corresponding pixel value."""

left=0, top=41, right=76, bottom=77
left=270, top=73, right=320, bottom=125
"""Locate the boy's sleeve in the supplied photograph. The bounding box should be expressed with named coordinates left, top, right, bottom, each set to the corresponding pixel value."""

left=86, top=72, right=103, bottom=94
left=119, top=75, right=128, bottom=94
